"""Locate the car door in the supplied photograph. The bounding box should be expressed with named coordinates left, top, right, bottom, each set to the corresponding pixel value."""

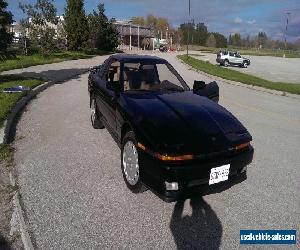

left=235, top=53, right=243, bottom=64
left=229, top=52, right=236, bottom=64
left=100, top=59, right=120, bottom=136
left=92, top=59, right=109, bottom=124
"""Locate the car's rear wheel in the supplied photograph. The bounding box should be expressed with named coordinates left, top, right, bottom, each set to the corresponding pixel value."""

left=121, top=131, right=143, bottom=192
left=90, top=97, right=104, bottom=129
left=224, top=60, right=229, bottom=67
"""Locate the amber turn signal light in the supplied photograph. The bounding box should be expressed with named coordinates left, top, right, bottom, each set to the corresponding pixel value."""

left=235, top=142, right=250, bottom=150
left=154, top=152, right=194, bottom=161
left=137, top=142, right=194, bottom=161
left=137, top=142, right=146, bottom=151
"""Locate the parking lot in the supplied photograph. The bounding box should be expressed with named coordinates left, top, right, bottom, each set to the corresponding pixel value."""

left=190, top=51, right=300, bottom=84
left=13, top=53, right=300, bottom=249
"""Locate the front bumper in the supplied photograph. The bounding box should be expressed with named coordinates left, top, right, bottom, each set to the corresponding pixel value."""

left=138, top=146, right=254, bottom=202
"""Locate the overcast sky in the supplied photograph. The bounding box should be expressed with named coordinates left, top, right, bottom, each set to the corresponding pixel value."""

left=7, top=0, right=300, bottom=41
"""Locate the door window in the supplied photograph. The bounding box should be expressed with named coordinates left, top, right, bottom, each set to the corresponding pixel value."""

left=106, top=60, right=120, bottom=86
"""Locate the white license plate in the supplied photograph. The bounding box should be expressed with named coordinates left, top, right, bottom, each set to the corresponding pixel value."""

left=209, top=164, right=230, bottom=185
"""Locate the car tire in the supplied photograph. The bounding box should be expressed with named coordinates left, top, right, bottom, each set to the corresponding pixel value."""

left=224, top=60, right=229, bottom=67
left=121, top=131, right=144, bottom=193
left=243, top=61, right=248, bottom=68
left=90, top=96, right=104, bottom=129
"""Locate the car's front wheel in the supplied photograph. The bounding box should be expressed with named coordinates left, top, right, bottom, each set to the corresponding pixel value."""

left=224, top=60, right=229, bottom=67
left=243, top=61, right=248, bottom=68
left=121, top=131, right=143, bottom=192
left=90, top=97, right=104, bottom=129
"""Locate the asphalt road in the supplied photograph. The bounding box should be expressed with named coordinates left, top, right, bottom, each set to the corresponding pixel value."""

left=14, top=53, right=300, bottom=249
left=190, top=51, right=300, bottom=84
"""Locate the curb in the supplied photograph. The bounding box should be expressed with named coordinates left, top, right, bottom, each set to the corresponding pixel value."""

left=178, top=58, right=300, bottom=100
left=9, top=171, right=34, bottom=250
left=1, top=69, right=89, bottom=145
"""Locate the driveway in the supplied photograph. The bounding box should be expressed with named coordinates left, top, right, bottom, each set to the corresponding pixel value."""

left=13, top=53, right=300, bottom=249
left=190, top=51, right=300, bottom=84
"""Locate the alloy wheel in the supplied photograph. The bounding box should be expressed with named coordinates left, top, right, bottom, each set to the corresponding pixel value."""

left=122, top=141, right=139, bottom=186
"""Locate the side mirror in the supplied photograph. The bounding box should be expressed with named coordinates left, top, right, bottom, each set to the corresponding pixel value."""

left=193, top=80, right=206, bottom=93
left=193, top=81, right=219, bottom=103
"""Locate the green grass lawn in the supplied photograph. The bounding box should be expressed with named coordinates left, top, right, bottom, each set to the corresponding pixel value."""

left=0, top=50, right=110, bottom=73
left=0, top=75, right=44, bottom=127
left=0, top=144, right=13, bottom=162
left=178, top=55, right=300, bottom=95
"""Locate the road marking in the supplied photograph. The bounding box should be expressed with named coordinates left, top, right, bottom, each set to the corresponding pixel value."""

left=222, top=96, right=300, bottom=125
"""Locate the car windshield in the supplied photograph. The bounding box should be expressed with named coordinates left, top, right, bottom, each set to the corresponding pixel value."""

left=123, top=62, right=188, bottom=92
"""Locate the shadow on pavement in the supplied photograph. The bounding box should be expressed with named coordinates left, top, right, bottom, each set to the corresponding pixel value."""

left=0, top=234, right=11, bottom=250
left=4, top=68, right=89, bottom=82
left=170, top=196, right=222, bottom=250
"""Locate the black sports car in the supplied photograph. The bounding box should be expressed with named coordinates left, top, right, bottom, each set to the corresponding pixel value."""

left=88, top=54, right=254, bottom=202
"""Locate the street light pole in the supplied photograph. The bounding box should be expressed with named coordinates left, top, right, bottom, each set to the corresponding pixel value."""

left=129, top=25, right=132, bottom=50
left=187, top=0, right=191, bottom=57
left=284, top=13, right=290, bottom=48
left=283, top=12, right=291, bottom=58
left=138, top=26, right=140, bottom=50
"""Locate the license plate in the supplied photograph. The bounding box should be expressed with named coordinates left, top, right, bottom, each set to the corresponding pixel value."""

left=209, top=164, right=230, bottom=185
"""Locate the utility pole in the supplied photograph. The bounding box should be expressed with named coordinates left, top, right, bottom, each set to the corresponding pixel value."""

left=138, top=26, right=140, bottom=50
left=187, top=0, right=191, bottom=57
left=129, top=24, right=132, bottom=50
left=283, top=12, right=291, bottom=57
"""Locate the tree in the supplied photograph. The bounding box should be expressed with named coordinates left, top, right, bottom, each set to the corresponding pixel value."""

left=87, top=3, right=118, bottom=51
left=231, top=33, right=241, bottom=47
left=211, top=32, right=227, bottom=48
left=131, top=16, right=145, bottom=26
left=64, top=0, right=89, bottom=51
left=0, top=0, right=14, bottom=52
left=179, top=22, right=195, bottom=45
left=257, top=31, right=268, bottom=48
left=206, top=33, right=216, bottom=47
left=20, top=0, right=58, bottom=55
left=195, top=23, right=208, bottom=46
left=228, top=34, right=232, bottom=45
left=146, top=14, right=157, bottom=29
left=244, top=35, right=250, bottom=48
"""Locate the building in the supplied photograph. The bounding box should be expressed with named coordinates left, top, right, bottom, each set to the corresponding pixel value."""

left=9, top=22, right=23, bottom=42
left=114, top=20, right=154, bottom=50
left=9, top=16, right=65, bottom=43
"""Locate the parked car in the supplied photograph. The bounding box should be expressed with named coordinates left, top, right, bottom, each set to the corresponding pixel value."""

left=217, top=50, right=251, bottom=68
left=88, top=54, right=254, bottom=201
left=159, top=44, right=168, bottom=52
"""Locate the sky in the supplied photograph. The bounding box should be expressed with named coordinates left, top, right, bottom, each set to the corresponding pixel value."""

left=7, top=0, right=300, bottom=42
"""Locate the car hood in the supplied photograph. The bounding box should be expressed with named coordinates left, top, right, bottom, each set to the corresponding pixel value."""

left=122, top=91, right=251, bottom=154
